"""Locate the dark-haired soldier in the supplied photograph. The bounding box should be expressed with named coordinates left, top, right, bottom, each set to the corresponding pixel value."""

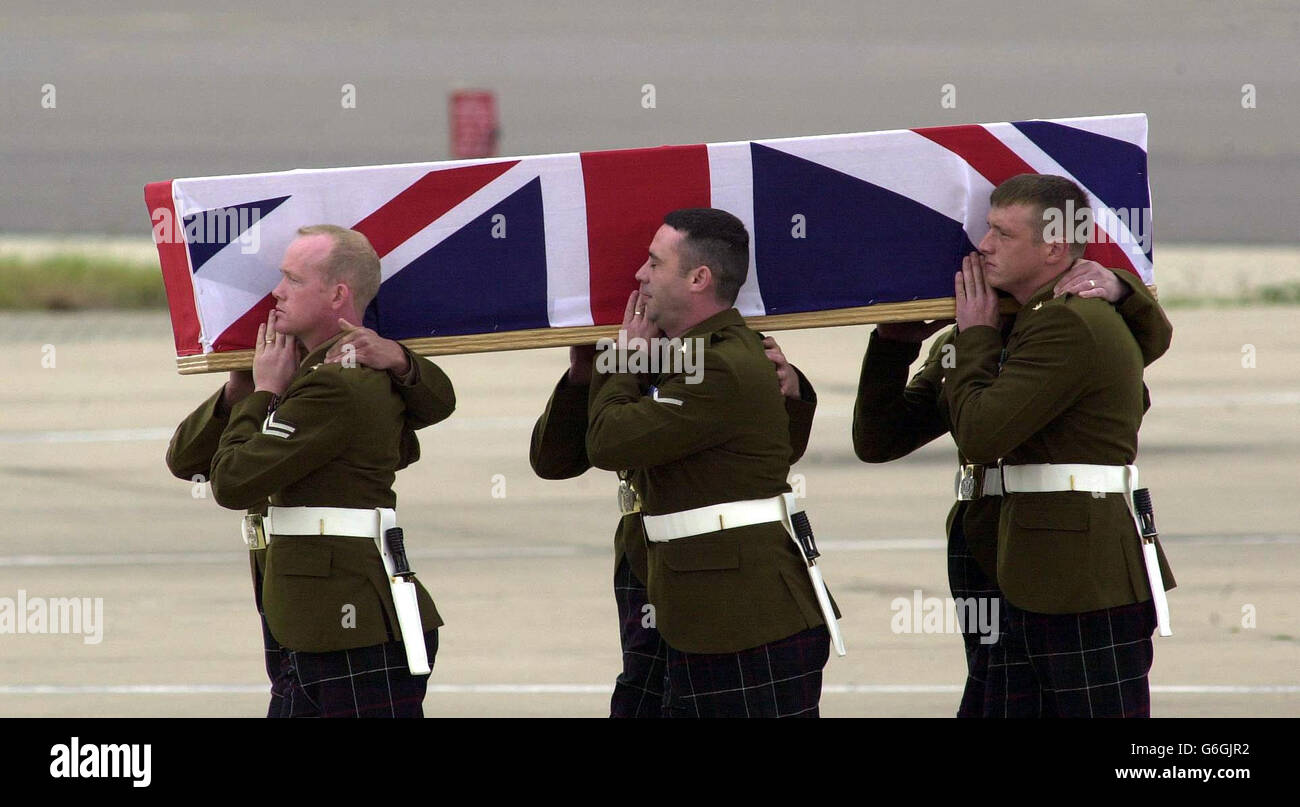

left=586, top=208, right=841, bottom=718
left=530, top=327, right=816, bottom=717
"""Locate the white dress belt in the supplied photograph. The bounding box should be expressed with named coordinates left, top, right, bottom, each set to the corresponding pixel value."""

left=1001, top=463, right=1128, bottom=494
left=252, top=506, right=430, bottom=674
left=265, top=505, right=380, bottom=538
left=642, top=498, right=785, bottom=542
left=999, top=463, right=1173, bottom=637
left=641, top=494, right=846, bottom=657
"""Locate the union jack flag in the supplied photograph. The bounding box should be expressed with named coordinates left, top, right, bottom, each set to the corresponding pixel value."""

left=145, top=113, right=1152, bottom=359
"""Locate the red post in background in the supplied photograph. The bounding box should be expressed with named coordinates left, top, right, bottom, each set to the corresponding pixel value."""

left=449, top=90, right=499, bottom=159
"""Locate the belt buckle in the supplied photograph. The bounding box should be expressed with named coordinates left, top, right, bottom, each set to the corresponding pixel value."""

left=956, top=464, right=986, bottom=501
left=242, top=514, right=267, bottom=551
left=617, top=479, right=642, bottom=516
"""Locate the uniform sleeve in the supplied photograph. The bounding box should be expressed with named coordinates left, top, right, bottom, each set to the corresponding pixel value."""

left=210, top=371, right=357, bottom=510
left=587, top=346, right=741, bottom=471
left=1112, top=271, right=1173, bottom=367
left=529, top=372, right=592, bottom=480
left=785, top=366, right=817, bottom=464
left=944, top=309, right=1096, bottom=464
left=165, top=386, right=229, bottom=481
left=852, top=329, right=950, bottom=463
left=394, top=348, right=457, bottom=429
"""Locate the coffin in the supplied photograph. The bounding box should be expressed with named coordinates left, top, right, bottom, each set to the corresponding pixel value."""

left=145, top=113, right=1153, bottom=374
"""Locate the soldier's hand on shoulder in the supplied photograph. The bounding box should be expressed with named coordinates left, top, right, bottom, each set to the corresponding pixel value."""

left=325, top=318, right=410, bottom=375
left=1053, top=259, right=1129, bottom=304
left=762, top=336, right=800, bottom=398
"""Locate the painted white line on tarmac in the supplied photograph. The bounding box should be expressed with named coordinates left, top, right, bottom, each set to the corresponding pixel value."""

left=815, top=391, right=1300, bottom=419
left=0, top=684, right=1295, bottom=696
left=5, top=387, right=1298, bottom=445
left=0, top=418, right=536, bottom=444
left=0, top=427, right=176, bottom=444
left=1, top=534, right=1295, bottom=568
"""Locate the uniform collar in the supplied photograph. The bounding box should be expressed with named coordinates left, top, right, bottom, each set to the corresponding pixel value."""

left=679, top=308, right=744, bottom=340
left=298, top=330, right=348, bottom=369
left=1020, top=268, right=1073, bottom=312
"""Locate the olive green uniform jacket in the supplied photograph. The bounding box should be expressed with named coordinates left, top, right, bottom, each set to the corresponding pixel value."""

left=168, top=341, right=455, bottom=652
left=530, top=363, right=817, bottom=584
left=943, top=273, right=1176, bottom=614
left=586, top=309, right=826, bottom=654
left=853, top=270, right=1173, bottom=581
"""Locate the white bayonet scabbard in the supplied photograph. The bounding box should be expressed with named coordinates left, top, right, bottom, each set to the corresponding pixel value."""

left=1122, top=467, right=1173, bottom=637
left=389, top=579, right=430, bottom=675
left=376, top=508, right=431, bottom=675
left=781, top=493, right=846, bottom=657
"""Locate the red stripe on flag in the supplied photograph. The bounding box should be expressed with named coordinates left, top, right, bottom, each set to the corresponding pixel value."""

left=213, top=294, right=276, bottom=352
left=144, top=181, right=203, bottom=357
left=581, top=145, right=711, bottom=325
left=352, top=160, right=519, bottom=257
left=913, top=124, right=1036, bottom=187
left=1081, top=230, right=1139, bottom=276
left=914, top=125, right=1138, bottom=276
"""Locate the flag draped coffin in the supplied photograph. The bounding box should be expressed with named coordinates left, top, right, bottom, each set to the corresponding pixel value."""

left=145, top=113, right=1153, bottom=372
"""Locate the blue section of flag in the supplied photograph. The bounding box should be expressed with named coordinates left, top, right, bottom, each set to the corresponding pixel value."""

left=185, top=196, right=289, bottom=272
left=1012, top=121, right=1152, bottom=262
left=750, top=143, right=973, bottom=314
left=369, top=177, right=549, bottom=338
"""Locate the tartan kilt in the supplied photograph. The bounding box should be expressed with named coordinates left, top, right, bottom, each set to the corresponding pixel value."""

left=984, top=599, right=1156, bottom=718
left=947, top=519, right=1003, bottom=718
left=269, top=629, right=439, bottom=718
left=611, top=556, right=667, bottom=718
left=662, top=626, right=830, bottom=718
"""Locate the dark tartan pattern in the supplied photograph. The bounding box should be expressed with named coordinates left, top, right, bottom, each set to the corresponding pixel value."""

left=611, top=556, right=667, bottom=718
left=262, top=611, right=289, bottom=718
left=983, top=599, right=1156, bottom=718
left=268, top=629, right=439, bottom=718
left=662, top=626, right=829, bottom=718
left=947, top=519, right=1003, bottom=718
left=251, top=560, right=292, bottom=716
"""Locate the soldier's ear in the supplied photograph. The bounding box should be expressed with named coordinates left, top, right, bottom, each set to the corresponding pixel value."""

left=331, top=281, right=351, bottom=310
left=1043, top=239, right=1071, bottom=266
left=690, top=264, right=713, bottom=293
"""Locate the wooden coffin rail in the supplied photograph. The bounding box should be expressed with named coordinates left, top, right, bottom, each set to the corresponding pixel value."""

left=174, top=290, right=1153, bottom=374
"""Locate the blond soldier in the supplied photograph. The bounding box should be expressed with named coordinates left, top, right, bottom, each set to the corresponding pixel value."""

left=207, top=225, right=452, bottom=717
left=946, top=175, right=1175, bottom=717
left=166, top=319, right=453, bottom=715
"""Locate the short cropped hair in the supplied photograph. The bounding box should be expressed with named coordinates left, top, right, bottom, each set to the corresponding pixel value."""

left=662, top=208, right=750, bottom=306
left=297, top=224, right=382, bottom=311
left=989, top=174, right=1091, bottom=259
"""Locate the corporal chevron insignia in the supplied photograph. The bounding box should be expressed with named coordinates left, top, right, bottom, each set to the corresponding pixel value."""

left=147, top=113, right=1153, bottom=361
left=261, top=412, right=297, bottom=439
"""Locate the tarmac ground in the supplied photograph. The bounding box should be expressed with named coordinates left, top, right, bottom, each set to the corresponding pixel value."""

left=0, top=302, right=1296, bottom=718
